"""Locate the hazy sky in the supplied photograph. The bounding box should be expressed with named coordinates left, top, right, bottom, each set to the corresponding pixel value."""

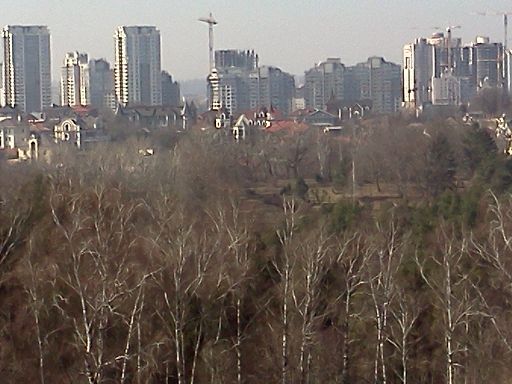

left=2, top=0, right=512, bottom=81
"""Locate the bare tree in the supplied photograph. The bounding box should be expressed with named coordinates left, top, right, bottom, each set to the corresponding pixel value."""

left=25, top=240, right=46, bottom=384
left=335, top=234, right=369, bottom=384
left=273, top=198, right=298, bottom=384
left=470, top=192, right=512, bottom=352
left=150, top=200, right=219, bottom=384
left=366, top=218, right=404, bottom=384
left=120, top=284, right=146, bottom=384
left=294, top=230, right=331, bottom=384
left=387, top=290, right=420, bottom=384
left=0, top=204, right=31, bottom=279
left=316, top=131, right=332, bottom=181
left=208, top=199, right=253, bottom=384
left=283, top=130, right=313, bottom=179
left=415, top=228, right=477, bottom=384
left=49, top=179, right=151, bottom=383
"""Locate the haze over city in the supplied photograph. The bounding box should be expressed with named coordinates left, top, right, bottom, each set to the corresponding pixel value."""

left=2, top=0, right=511, bottom=80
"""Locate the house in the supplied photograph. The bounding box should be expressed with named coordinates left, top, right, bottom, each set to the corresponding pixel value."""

left=215, top=110, right=232, bottom=130
left=54, top=117, right=109, bottom=149
left=265, top=120, right=309, bottom=134
left=116, top=105, right=187, bottom=129
left=0, top=118, right=38, bottom=160
left=0, top=106, right=23, bottom=122
left=326, top=97, right=372, bottom=121
left=295, top=109, right=339, bottom=127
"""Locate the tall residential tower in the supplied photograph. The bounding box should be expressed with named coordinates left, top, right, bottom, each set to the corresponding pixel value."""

left=114, top=26, right=162, bottom=106
left=61, top=52, right=89, bottom=107
left=89, top=59, right=115, bottom=110
left=2, top=25, right=52, bottom=113
left=207, top=50, right=258, bottom=115
left=304, top=58, right=345, bottom=110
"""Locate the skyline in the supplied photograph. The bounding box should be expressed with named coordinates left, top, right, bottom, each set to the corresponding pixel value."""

left=2, top=0, right=512, bottom=81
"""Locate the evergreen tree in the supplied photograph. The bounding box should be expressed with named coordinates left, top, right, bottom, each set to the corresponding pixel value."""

left=424, top=133, right=457, bottom=197
left=463, top=123, right=497, bottom=176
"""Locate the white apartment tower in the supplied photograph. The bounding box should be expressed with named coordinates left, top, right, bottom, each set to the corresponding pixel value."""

left=2, top=25, right=52, bottom=113
left=114, top=26, right=162, bottom=106
left=403, top=39, right=435, bottom=108
left=61, top=52, right=89, bottom=106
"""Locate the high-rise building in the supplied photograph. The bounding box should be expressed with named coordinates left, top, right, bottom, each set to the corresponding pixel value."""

left=292, top=85, right=306, bottom=111
left=89, top=59, right=114, bottom=110
left=349, top=57, right=401, bottom=114
left=404, top=33, right=505, bottom=108
left=161, top=71, right=180, bottom=106
left=431, top=72, right=461, bottom=105
left=207, top=50, right=257, bottom=114
left=304, top=58, right=345, bottom=110
left=473, top=36, right=503, bottom=87
left=207, top=49, right=295, bottom=115
left=2, top=25, right=52, bottom=113
left=217, top=69, right=250, bottom=115
left=114, top=26, right=162, bottom=106
left=506, top=50, right=512, bottom=93
left=0, top=63, right=4, bottom=107
left=215, top=50, right=258, bottom=71
left=402, top=38, right=435, bottom=108
left=61, top=52, right=89, bottom=106
left=249, top=66, right=295, bottom=114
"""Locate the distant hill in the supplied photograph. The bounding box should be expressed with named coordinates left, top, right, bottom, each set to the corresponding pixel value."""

left=180, top=78, right=206, bottom=98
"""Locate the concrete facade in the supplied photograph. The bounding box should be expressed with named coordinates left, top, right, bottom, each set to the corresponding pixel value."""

left=61, top=52, right=89, bottom=107
left=89, top=59, right=114, bottom=110
left=161, top=71, right=180, bottom=106
left=2, top=25, right=52, bottom=113
left=304, top=58, right=345, bottom=110
left=114, top=26, right=162, bottom=106
left=249, top=66, right=295, bottom=114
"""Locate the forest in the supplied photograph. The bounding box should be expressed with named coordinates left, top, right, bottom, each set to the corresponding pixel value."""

left=1, top=114, right=512, bottom=383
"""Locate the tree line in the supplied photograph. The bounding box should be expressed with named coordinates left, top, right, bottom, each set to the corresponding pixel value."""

left=1, top=116, right=512, bottom=383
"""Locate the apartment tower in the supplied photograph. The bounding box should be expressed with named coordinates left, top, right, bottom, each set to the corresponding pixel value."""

left=61, top=52, right=89, bottom=106
left=89, top=59, right=115, bottom=110
left=2, top=25, right=52, bottom=112
left=114, top=26, right=162, bottom=106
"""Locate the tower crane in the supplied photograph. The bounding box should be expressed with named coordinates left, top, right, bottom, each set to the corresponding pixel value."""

left=446, top=25, right=461, bottom=71
left=475, top=11, right=512, bottom=52
left=198, top=13, right=218, bottom=72
left=475, top=11, right=512, bottom=80
left=432, top=25, right=461, bottom=71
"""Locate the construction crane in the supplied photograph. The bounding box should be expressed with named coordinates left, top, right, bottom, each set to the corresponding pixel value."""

left=432, top=25, right=461, bottom=71
left=474, top=11, right=512, bottom=80
left=198, top=13, right=218, bottom=72
left=475, top=11, right=512, bottom=52
left=446, top=25, right=461, bottom=71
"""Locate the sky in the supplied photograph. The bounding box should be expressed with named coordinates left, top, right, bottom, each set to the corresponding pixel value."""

left=2, top=0, right=512, bottom=81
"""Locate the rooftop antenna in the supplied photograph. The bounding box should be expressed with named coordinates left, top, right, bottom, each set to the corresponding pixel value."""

left=198, top=13, right=218, bottom=72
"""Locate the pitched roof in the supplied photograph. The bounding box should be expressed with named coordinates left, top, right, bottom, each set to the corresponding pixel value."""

left=117, top=105, right=183, bottom=120
left=265, top=120, right=309, bottom=133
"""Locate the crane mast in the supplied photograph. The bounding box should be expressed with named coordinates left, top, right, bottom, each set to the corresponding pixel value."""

left=475, top=11, right=512, bottom=81
left=198, top=13, right=218, bottom=72
left=446, top=25, right=461, bottom=72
